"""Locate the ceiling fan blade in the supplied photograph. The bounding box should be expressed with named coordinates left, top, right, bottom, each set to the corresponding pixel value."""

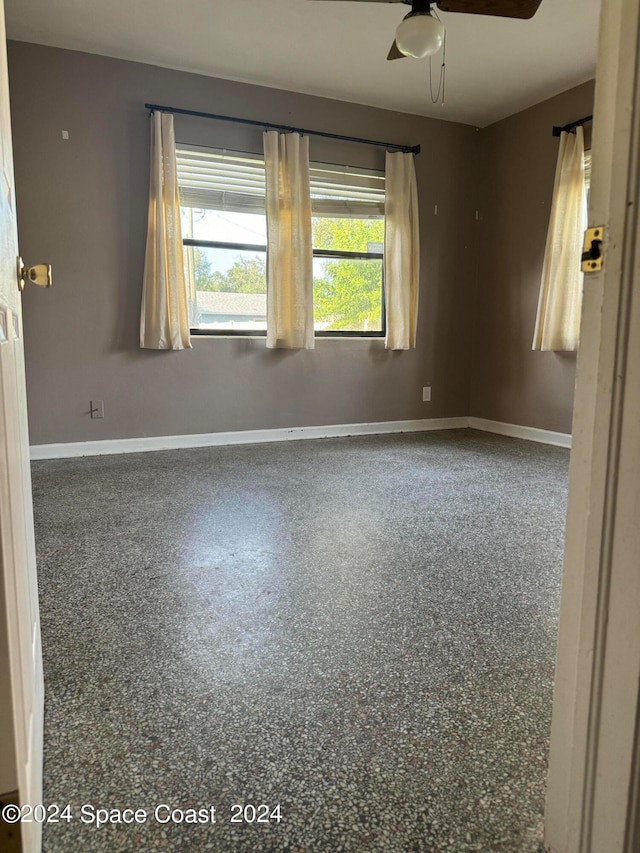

left=436, top=0, right=542, bottom=18
left=387, top=40, right=407, bottom=60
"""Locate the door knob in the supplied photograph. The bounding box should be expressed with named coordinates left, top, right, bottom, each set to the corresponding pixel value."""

left=17, top=257, right=52, bottom=291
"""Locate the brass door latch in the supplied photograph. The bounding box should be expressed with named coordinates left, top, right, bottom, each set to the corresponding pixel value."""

left=581, top=227, right=604, bottom=273
left=17, top=257, right=52, bottom=291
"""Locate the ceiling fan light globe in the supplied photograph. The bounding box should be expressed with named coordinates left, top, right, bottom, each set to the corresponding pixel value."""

left=395, top=14, right=445, bottom=59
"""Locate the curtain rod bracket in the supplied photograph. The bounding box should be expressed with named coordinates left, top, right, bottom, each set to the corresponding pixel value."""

left=552, top=114, right=593, bottom=138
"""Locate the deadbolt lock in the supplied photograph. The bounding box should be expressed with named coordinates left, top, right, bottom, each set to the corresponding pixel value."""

left=17, top=257, right=52, bottom=291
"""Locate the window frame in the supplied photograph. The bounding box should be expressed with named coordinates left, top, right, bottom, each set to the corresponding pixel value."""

left=185, top=237, right=386, bottom=339
left=177, top=145, right=386, bottom=339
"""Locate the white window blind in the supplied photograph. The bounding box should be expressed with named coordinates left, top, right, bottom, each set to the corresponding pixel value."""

left=309, top=162, right=385, bottom=218
left=584, top=149, right=592, bottom=191
left=176, top=146, right=266, bottom=214
left=177, top=145, right=385, bottom=218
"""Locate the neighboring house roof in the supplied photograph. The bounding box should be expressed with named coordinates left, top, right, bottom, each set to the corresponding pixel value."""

left=196, top=291, right=266, bottom=318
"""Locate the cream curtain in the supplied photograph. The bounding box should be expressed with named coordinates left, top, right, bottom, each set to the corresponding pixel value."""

left=533, top=127, right=588, bottom=351
left=140, top=111, right=192, bottom=350
left=263, top=131, right=314, bottom=349
left=384, top=151, right=420, bottom=350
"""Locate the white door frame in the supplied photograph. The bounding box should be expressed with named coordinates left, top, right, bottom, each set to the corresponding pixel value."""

left=545, top=0, right=640, bottom=850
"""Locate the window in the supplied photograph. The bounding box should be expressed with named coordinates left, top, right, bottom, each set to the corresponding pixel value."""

left=177, top=146, right=385, bottom=336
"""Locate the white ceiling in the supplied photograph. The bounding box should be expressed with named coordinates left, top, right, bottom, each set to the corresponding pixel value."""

left=5, top=0, right=600, bottom=126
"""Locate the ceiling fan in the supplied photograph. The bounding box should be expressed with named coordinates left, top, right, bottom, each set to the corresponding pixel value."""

left=309, top=0, right=543, bottom=61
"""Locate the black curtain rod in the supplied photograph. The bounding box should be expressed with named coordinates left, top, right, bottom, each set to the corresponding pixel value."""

left=552, top=114, right=593, bottom=137
left=144, top=103, right=421, bottom=155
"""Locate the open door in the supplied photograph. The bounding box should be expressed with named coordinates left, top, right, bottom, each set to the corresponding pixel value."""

left=545, top=0, right=640, bottom=850
left=0, top=0, right=45, bottom=850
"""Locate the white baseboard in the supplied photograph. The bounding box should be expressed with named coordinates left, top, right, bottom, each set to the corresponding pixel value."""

left=468, top=417, right=572, bottom=448
left=29, top=415, right=572, bottom=460
left=29, top=417, right=468, bottom=460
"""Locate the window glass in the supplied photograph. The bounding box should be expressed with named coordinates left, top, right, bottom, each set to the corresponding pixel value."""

left=313, top=255, right=383, bottom=333
left=312, top=217, right=384, bottom=254
left=181, top=208, right=267, bottom=246
left=184, top=244, right=267, bottom=331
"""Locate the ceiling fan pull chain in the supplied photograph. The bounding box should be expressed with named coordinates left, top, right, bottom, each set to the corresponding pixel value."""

left=428, top=26, right=446, bottom=105
left=442, top=38, right=446, bottom=105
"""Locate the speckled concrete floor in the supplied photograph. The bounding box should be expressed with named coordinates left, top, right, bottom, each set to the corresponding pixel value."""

left=32, top=430, right=567, bottom=852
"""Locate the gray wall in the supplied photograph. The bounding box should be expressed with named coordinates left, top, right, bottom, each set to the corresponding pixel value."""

left=8, top=42, right=478, bottom=446
left=8, top=42, right=595, bottom=445
left=470, top=80, right=595, bottom=434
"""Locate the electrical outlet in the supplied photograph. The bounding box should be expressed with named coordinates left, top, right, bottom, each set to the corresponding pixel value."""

left=90, top=400, right=104, bottom=419
left=422, top=386, right=432, bottom=403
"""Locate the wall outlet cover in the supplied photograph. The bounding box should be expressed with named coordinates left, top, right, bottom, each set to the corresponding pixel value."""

left=422, top=386, right=432, bottom=402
